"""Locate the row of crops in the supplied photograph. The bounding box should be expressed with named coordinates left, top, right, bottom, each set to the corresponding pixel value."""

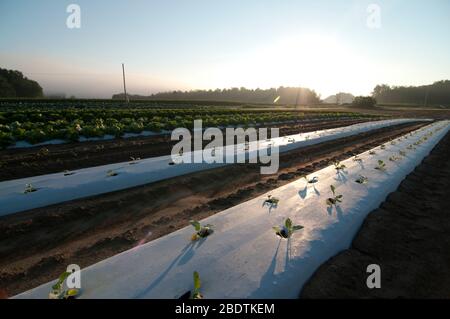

left=0, top=101, right=379, bottom=148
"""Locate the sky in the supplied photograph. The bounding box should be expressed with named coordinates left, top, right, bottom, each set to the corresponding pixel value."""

left=1, top=0, right=449, bottom=98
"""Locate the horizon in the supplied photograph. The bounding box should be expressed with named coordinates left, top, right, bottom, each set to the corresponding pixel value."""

left=1, top=0, right=450, bottom=98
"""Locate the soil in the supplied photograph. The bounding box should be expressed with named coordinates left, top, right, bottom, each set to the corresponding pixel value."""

left=0, top=118, right=374, bottom=181
left=0, top=121, right=427, bottom=297
left=300, top=131, right=450, bottom=299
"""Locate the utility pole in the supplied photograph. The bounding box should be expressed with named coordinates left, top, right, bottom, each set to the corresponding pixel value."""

left=122, top=63, right=129, bottom=104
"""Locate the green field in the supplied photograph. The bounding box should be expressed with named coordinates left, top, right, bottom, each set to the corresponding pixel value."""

left=0, top=99, right=380, bottom=148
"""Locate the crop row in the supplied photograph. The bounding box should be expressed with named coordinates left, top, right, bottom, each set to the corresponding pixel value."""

left=41, top=121, right=448, bottom=299
left=0, top=107, right=379, bottom=147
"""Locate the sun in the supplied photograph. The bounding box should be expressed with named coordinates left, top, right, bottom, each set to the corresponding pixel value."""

left=201, top=33, right=369, bottom=98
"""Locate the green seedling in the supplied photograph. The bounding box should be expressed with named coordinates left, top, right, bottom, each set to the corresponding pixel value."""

left=369, top=150, right=376, bottom=155
left=326, top=185, right=343, bottom=207
left=273, top=218, right=304, bottom=239
left=380, top=144, right=386, bottom=150
left=352, top=155, right=363, bottom=163
left=375, top=160, right=386, bottom=171
left=190, top=220, right=214, bottom=241
left=263, top=195, right=279, bottom=206
left=300, top=175, right=318, bottom=184
left=330, top=160, right=346, bottom=171
left=107, top=169, right=118, bottom=177
left=49, top=271, right=80, bottom=299
left=191, top=271, right=203, bottom=299
left=63, top=170, right=75, bottom=176
left=129, top=156, right=140, bottom=165
left=389, top=155, right=401, bottom=162
left=23, top=183, right=37, bottom=194
left=355, top=175, right=368, bottom=184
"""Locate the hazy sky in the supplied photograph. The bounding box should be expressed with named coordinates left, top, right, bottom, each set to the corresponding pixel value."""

left=1, top=0, right=449, bottom=98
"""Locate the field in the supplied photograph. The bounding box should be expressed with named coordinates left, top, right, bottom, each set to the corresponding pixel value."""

left=0, top=99, right=380, bottom=149
left=1, top=99, right=450, bottom=299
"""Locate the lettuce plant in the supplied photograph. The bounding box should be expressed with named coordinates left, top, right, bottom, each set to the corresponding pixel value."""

left=191, top=271, right=203, bottom=299
left=355, top=175, right=368, bottom=184
left=107, top=169, right=118, bottom=177
left=375, top=160, right=386, bottom=171
left=300, top=175, right=318, bottom=184
left=352, top=155, right=363, bottom=163
left=129, top=156, right=140, bottom=165
left=49, top=271, right=80, bottom=299
left=263, top=195, right=279, bottom=206
left=389, top=155, right=401, bottom=162
left=190, top=220, right=214, bottom=241
left=23, top=183, right=37, bottom=194
left=273, top=218, right=303, bottom=239
left=330, top=160, right=346, bottom=171
left=63, top=170, right=75, bottom=176
left=326, top=185, right=343, bottom=207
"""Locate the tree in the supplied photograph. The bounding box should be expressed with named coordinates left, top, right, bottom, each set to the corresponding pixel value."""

left=371, top=81, right=450, bottom=106
left=0, top=75, right=16, bottom=97
left=0, top=68, right=43, bottom=98
left=352, top=96, right=377, bottom=107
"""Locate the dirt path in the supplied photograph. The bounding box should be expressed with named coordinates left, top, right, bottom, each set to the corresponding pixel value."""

left=0, top=121, right=426, bottom=297
left=0, top=118, right=374, bottom=181
left=300, top=131, right=450, bottom=299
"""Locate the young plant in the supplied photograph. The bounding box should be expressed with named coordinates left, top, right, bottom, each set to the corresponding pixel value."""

left=399, top=150, right=407, bottom=157
left=129, top=156, right=140, bottom=165
left=355, top=175, right=368, bottom=184
left=380, top=144, right=386, bottom=150
left=326, top=185, right=343, bottom=207
left=23, top=183, right=37, bottom=194
left=263, top=195, right=279, bottom=206
left=273, top=218, right=303, bottom=239
left=369, top=150, right=376, bottom=155
left=107, top=169, right=118, bottom=177
left=49, top=271, right=80, bottom=299
left=352, top=155, right=363, bottom=163
left=375, top=160, right=386, bottom=171
left=190, top=220, right=214, bottom=241
left=191, top=271, right=203, bottom=299
left=389, top=155, right=401, bottom=162
left=330, top=160, right=346, bottom=171
left=63, top=170, right=75, bottom=176
left=300, top=175, right=318, bottom=184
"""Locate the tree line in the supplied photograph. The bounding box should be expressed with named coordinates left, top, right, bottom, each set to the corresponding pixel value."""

left=113, top=87, right=322, bottom=105
left=372, top=81, right=450, bottom=106
left=0, top=68, right=43, bottom=98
